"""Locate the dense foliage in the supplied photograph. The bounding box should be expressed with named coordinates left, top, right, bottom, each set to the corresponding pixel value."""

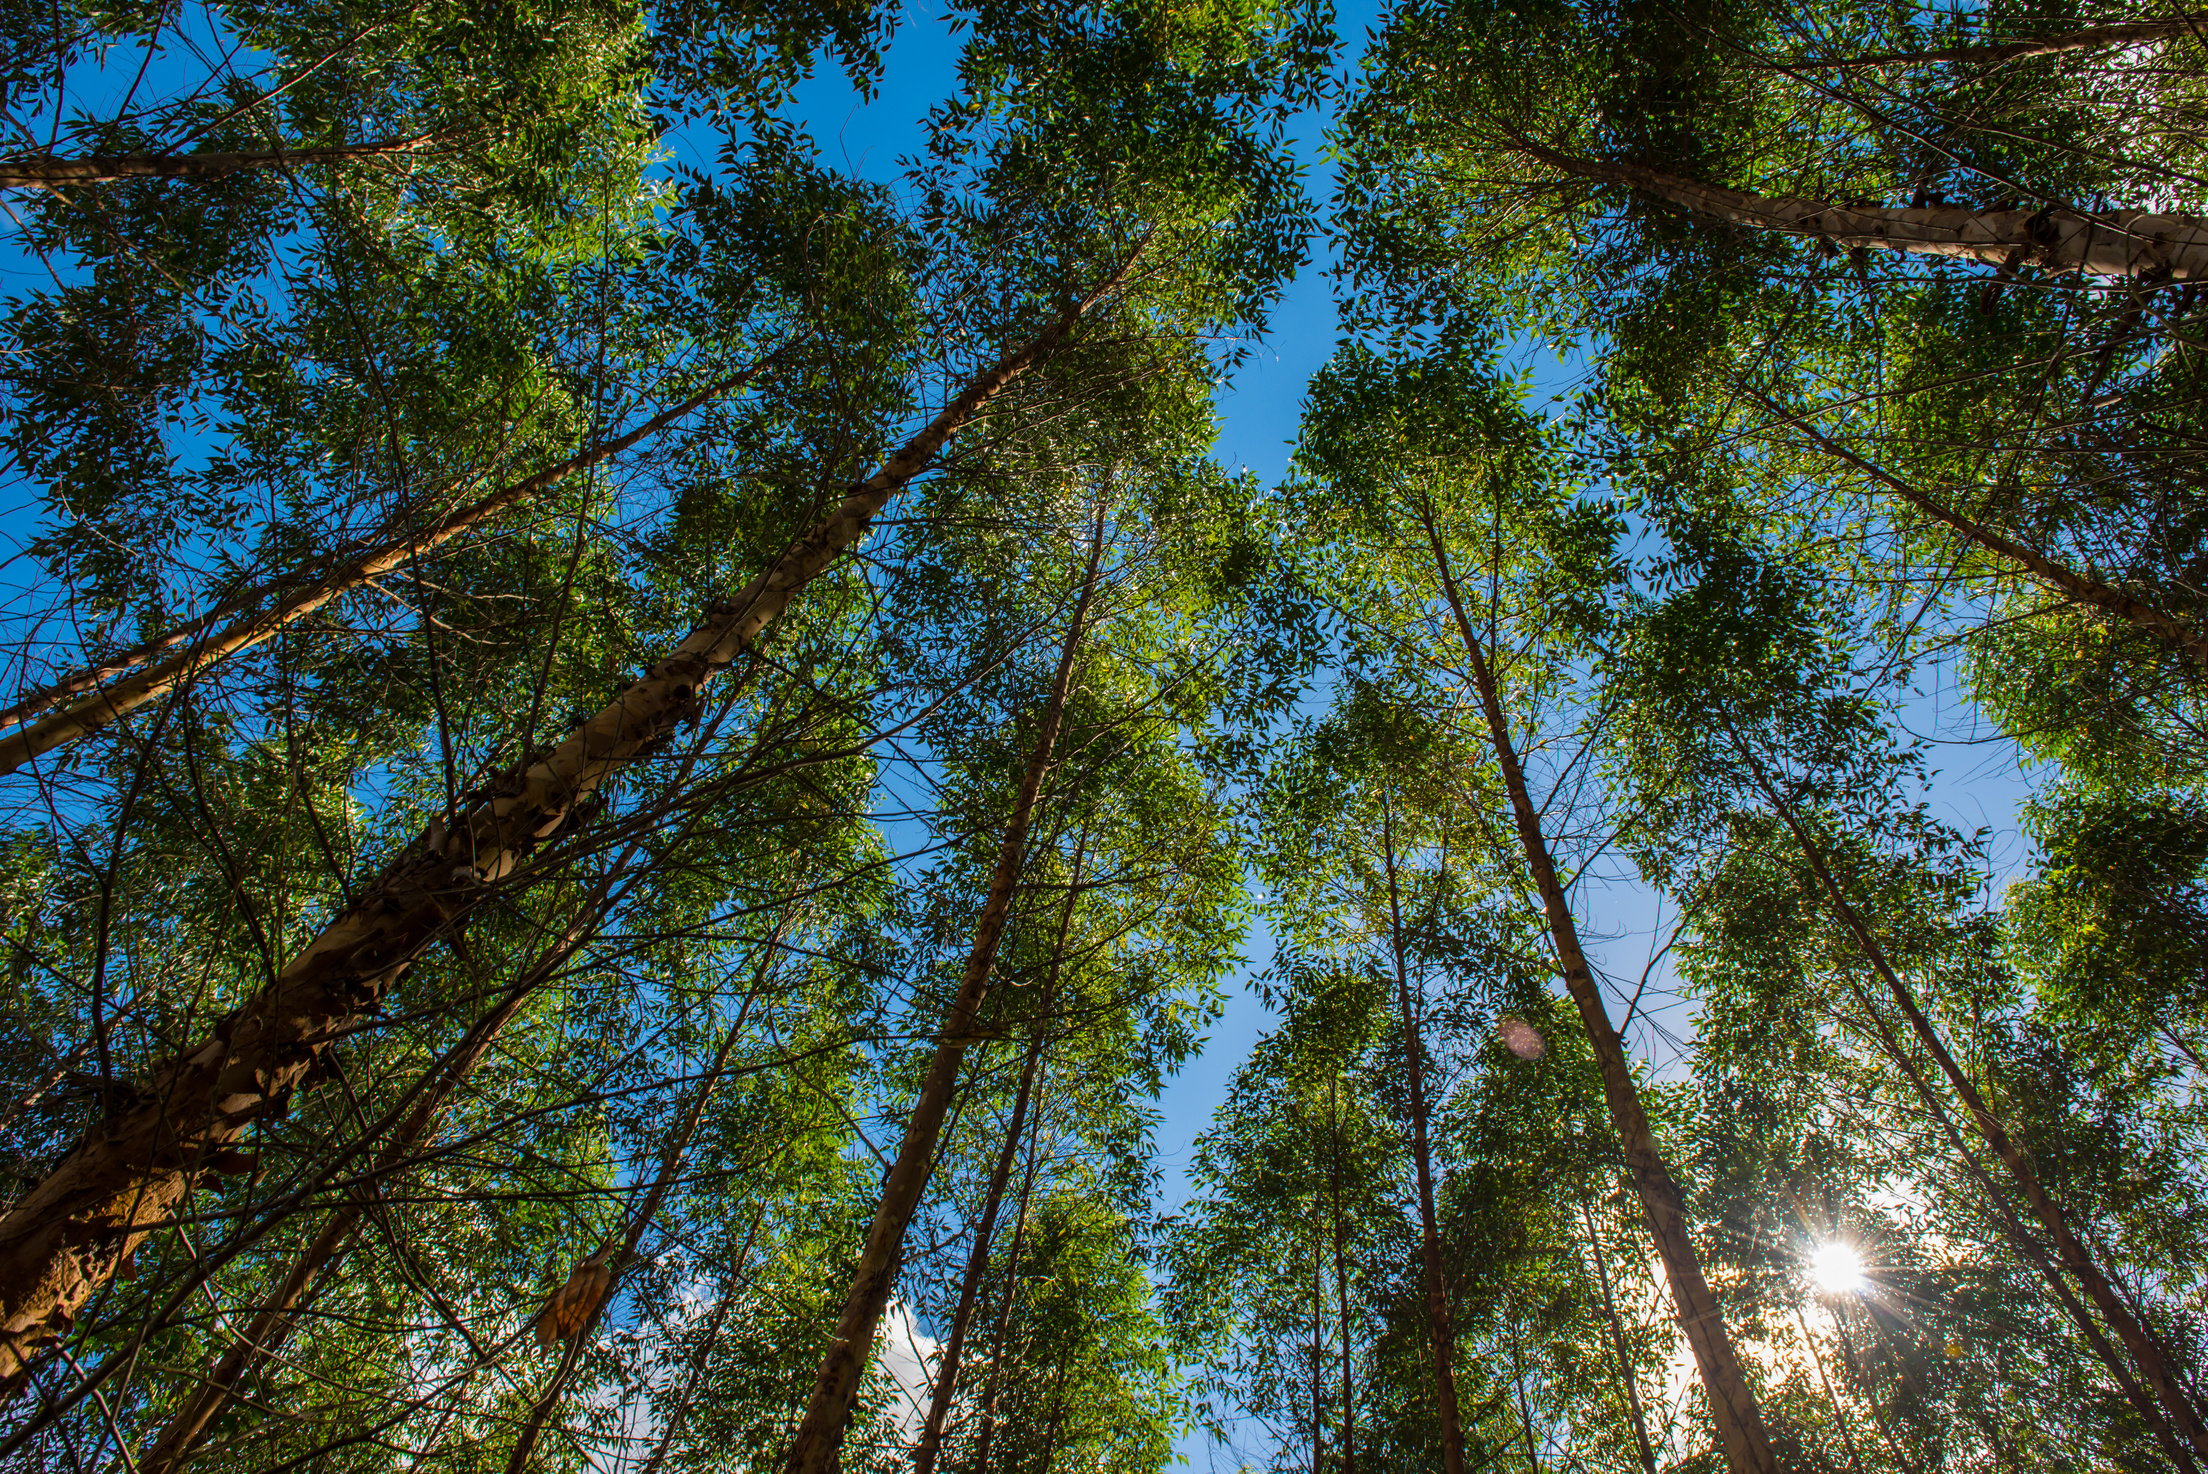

left=0, top=1, right=2201, bottom=1471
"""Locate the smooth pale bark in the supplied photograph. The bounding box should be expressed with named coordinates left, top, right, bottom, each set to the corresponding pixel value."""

left=503, top=975, right=765, bottom=1474
left=1752, top=402, right=2208, bottom=675
left=0, top=277, right=1124, bottom=1391
left=1578, top=1192, right=1658, bottom=1474
left=1798, top=16, right=2208, bottom=69
left=1421, top=516, right=1782, bottom=1474
left=1519, top=144, right=2208, bottom=282
left=0, top=137, right=435, bottom=188
left=1734, top=740, right=2208, bottom=1467
left=0, top=353, right=789, bottom=773
left=912, top=834, right=1082, bottom=1474
left=777, top=519, right=1104, bottom=1474
left=1378, top=811, right=1467, bottom=1474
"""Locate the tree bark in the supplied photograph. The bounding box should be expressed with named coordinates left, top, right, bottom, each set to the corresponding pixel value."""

left=964, top=1079, right=1049, bottom=1474
left=134, top=978, right=538, bottom=1474
left=910, top=924, right=1067, bottom=1474
left=1578, top=1191, right=1659, bottom=1474
left=778, top=514, right=1106, bottom=1474
left=1329, top=1078, right=1355, bottom=1474
left=0, top=351, right=791, bottom=773
left=1797, top=16, right=2208, bottom=69
left=502, top=968, right=767, bottom=1474
left=1422, top=514, right=1782, bottom=1474
left=1377, top=808, right=1467, bottom=1474
left=1519, top=143, right=2208, bottom=282
left=0, top=137, right=436, bottom=188
left=1750, top=399, right=2208, bottom=674
left=0, top=273, right=1128, bottom=1393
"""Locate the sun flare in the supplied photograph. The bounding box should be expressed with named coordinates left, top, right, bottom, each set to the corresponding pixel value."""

left=1809, top=1241, right=1868, bottom=1294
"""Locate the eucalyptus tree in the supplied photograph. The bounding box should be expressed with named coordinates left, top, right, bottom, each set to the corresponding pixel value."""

left=1613, top=524, right=2208, bottom=1469
left=1334, top=0, right=2208, bottom=794
left=1292, top=337, right=1784, bottom=1474
left=1166, top=959, right=1405, bottom=1474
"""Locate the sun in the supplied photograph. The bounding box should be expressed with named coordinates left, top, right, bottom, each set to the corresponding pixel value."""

left=1809, top=1241, right=1869, bottom=1294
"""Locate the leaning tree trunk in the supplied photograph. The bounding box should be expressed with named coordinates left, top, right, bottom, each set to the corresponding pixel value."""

left=1328, top=1078, right=1356, bottom=1474
left=0, top=271, right=1129, bottom=1393
left=503, top=960, right=772, bottom=1474
left=778, top=517, right=1105, bottom=1474
left=1733, top=738, right=2208, bottom=1466
left=0, top=349, right=791, bottom=774
left=1749, top=403, right=2208, bottom=676
left=1799, top=16, right=2208, bottom=70
left=1578, top=1192, right=1659, bottom=1474
left=1378, top=812, right=1467, bottom=1474
left=136, top=975, right=543, bottom=1474
left=912, top=831, right=1084, bottom=1474
left=1518, top=143, right=2208, bottom=282
left=0, top=137, right=437, bottom=188
left=963, top=1075, right=1049, bottom=1474
left=1422, top=516, right=1783, bottom=1474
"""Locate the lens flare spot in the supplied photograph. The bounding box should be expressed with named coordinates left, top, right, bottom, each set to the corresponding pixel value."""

left=1809, top=1241, right=1868, bottom=1294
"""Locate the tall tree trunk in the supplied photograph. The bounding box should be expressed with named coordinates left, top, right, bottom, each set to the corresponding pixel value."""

left=0, top=351, right=791, bottom=773
left=1750, top=401, right=2208, bottom=674
left=0, top=272, right=1129, bottom=1394
left=1731, top=734, right=2208, bottom=1466
left=135, top=976, right=540, bottom=1474
left=1312, top=1220, right=1326, bottom=1474
left=1798, top=16, right=2208, bottom=69
left=1846, top=964, right=2196, bottom=1472
left=778, top=516, right=1106, bottom=1474
left=504, top=928, right=786, bottom=1473
left=964, top=1061, right=1051, bottom=1474
left=1378, top=810, right=1467, bottom=1474
left=0, top=137, right=436, bottom=188
left=1578, top=1191, right=1658, bottom=1474
left=911, top=868, right=1073, bottom=1474
left=1421, top=514, right=1782, bottom=1474
left=1791, top=1304, right=1871, bottom=1474
left=1516, top=143, right=2208, bottom=282
left=1329, top=1078, right=1355, bottom=1474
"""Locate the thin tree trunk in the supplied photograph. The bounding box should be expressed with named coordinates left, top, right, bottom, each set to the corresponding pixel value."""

left=911, top=875, right=1072, bottom=1474
left=1377, top=809, right=1466, bottom=1474
left=135, top=978, right=539, bottom=1474
left=0, top=271, right=1130, bottom=1393
left=1329, top=1078, right=1355, bottom=1474
left=1792, top=1304, right=1870, bottom=1474
left=778, top=514, right=1106, bottom=1474
left=635, top=1292, right=734, bottom=1474
left=1517, top=143, right=2208, bottom=281
left=504, top=932, right=783, bottom=1473
left=1731, top=732, right=2208, bottom=1466
left=1578, top=1191, right=1659, bottom=1474
left=965, top=1063, right=1051, bottom=1474
left=1513, top=1340, right=1540, bottom=1474
left=1421, top=512, right=1782, bottom=1474
left=1797, top=16, right=2208, bottom=69
left=1750, top=400, right=2208, bottom=674
left=1837, top=963, right=2191, bottom=1473
left=1312, top=1222, right=1326, bottom=1474
left=0, top=137, right=436, bottom=188
left=0, top=351, right=792, bottom=772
